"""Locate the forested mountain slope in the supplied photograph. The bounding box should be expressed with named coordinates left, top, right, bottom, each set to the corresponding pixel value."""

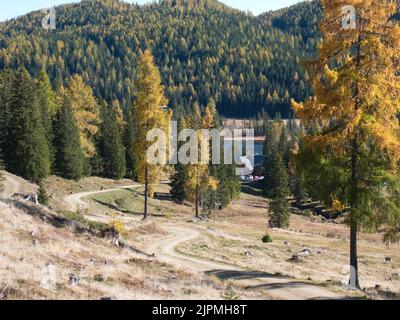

left=0, top=0, right=320, bottom=117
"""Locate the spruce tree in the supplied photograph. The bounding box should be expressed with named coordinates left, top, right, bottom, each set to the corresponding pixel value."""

left=36, top=68, right=58, bottom=168
left=98, top=101, right=126, bottom=180
left=263, top=122, right=278, bottom=198
left=53, top=97, right=84, bottom=180
left=38, top=182, right=49, bottom=206
left=6, top=67, right=51, bottom=183
left=170, top=163, right=187, bottom=203
left=170, top=118, right=187, bottom=203
left=278, top=123, right=290, bottom=167
left=124, top=109, right=138, bottom=180
left=0, top=70, right=14, bottom=166
left=268, top=154, right=290, bottom=229
left=215, top=163, right=240, bottom=209
left=291, top=169, right=307, bottom=207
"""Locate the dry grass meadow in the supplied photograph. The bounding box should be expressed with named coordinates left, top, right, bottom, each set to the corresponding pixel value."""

left=1, top=173, right=399, bottom=300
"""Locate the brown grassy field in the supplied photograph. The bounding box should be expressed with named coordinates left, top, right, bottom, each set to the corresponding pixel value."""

left=1, top=173, right=399, bottom=300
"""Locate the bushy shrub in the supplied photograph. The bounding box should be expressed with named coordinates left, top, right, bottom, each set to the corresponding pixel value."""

left=262, top=234, right=273, bottom=243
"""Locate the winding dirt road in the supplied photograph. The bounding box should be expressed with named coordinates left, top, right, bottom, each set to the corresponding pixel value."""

left=64, top=184, right=139, bottom=211
left=63, top=183, right=347, bottom=300
left=145, top=225, right=345, bottom=300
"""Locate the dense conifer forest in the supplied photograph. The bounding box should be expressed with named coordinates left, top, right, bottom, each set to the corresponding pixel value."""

left=0, top=0, right=321, bottom=118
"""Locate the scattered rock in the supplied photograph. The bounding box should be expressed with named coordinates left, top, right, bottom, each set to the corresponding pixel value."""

left=289, top=254, right=303, bottom=263
left=69, top=273, right=80, bottom=287
left=385, top=257, right=392, bottom=263
left=298, top=248, right=312, bottom=257
left=244, top=251, right=254, bottom=257
left=90, top=258, right=96, bottom=265
left=284, top=241, right=290, bottom=246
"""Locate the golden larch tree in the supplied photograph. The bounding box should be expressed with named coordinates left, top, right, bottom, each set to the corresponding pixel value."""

left=132, top=50, right=172, bottom=220
left=292, top=0, right=400, bottom=288
left=60, top=74, right=100, bottom=158
left=184, top=101, right=218, bottom=218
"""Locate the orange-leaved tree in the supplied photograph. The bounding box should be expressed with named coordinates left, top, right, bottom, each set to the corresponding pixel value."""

left=132, top=50, right=172, bottom=220
left=292, top=0, right=400, bottom=288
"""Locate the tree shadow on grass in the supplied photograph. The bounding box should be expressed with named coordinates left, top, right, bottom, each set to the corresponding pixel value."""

left=241, top=184, right=264, bottom=198
left=92, top=199, right=143, bottom=215
left=207, top=269, right=359, bottom=300
left=246, top=281, right=314, bottom=290
left=92, top=199, right=166, bottom=217
left=153, top=192, right=173, bottom=202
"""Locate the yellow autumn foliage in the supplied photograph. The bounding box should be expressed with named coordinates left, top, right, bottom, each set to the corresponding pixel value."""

left=60, top=74, right=100, bottom=158
left=132, top=50, right=172, bottom=198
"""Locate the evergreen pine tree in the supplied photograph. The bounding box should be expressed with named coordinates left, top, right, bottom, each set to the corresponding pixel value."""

left=170, top=118, right=187, bottom=203
left=124, top=109, right=138, bottom=180
left=215, top=162, right=240, bottom=210
left=291, top=170, right=307, bottom=207
left=278, top=123, right=290, bottom=167
left=170, top=163, right=187, bottom=203
left=0, top=70, right=14, bottom=168
left=6, top=67, right=51, bottom=183
left=268, top=154, right=290, bottom=229
left=98, top=101, right=126, bottom=180
left=53, top=97, right=84, bottom=180
left=263, top=121, right=278, bottom=198
left=36, top=68, right=58, bottom=168
left=37, top=182, right=49, bottom=206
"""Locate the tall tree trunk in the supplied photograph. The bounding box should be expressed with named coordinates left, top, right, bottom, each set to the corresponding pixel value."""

left=349, top=28, right=362, bottom=289
left=350, top=214, right=359, bottom=288
left=349, top=137, right=360, bottom=289
left=144, top=166, right=149, bottom=220
left=195, top=183, right=199, bottom=219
